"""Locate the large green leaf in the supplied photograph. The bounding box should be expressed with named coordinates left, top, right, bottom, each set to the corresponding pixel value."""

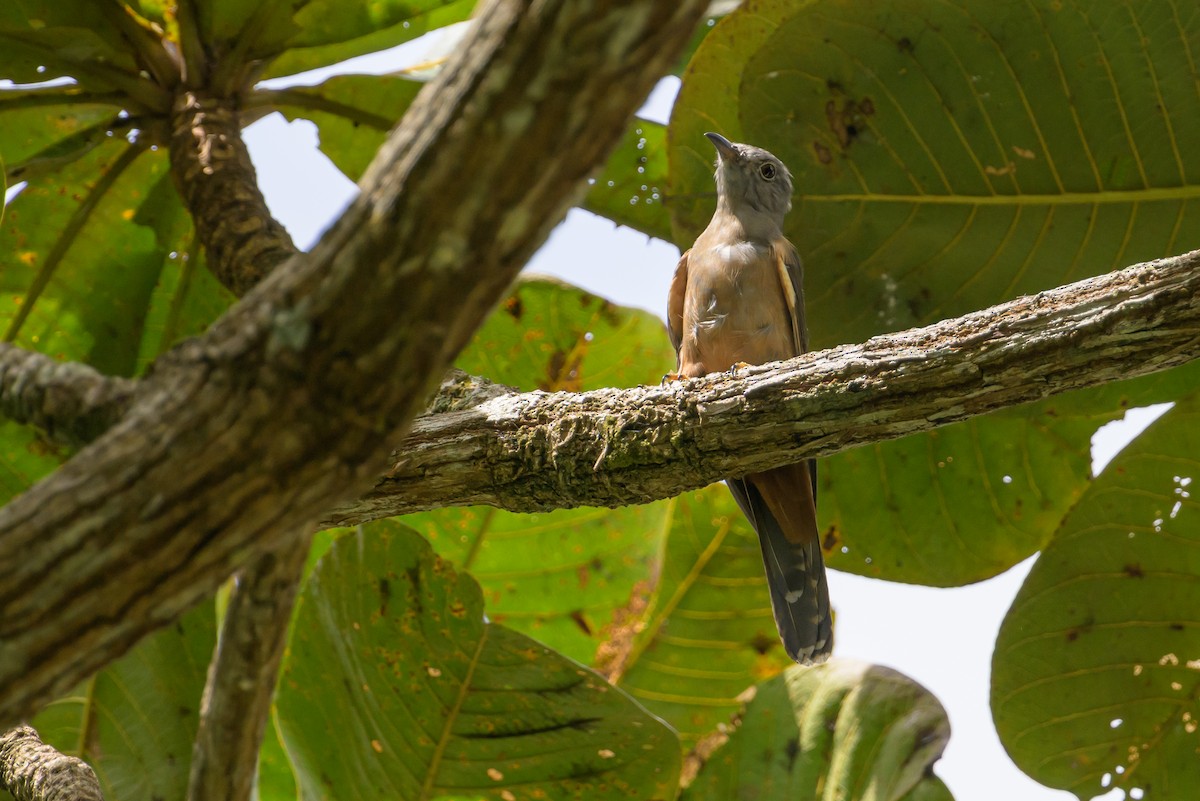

left=0, top=90, right=120, bottom=181
left=670, top=0, right=1200, bottom=338
left=30, top=603, right=216, bottom=800
left=404, top=503, right=670, bottom=666
left=821, top=404, right=1092, bottom=584
left=456, top=276, right=675, bottom=392
left=992, top=393, right=1200, bottom=800
left=276, top=526, right=682, bottom=801
left=665, top=0, right=1200, bottom=586
left=269, top=74, right=423, bottom=182
left=682, top=660, right=952, bottom=801
left=0, top=142, right=165, bottom=375
left=608, top=486, right=795, bottom=746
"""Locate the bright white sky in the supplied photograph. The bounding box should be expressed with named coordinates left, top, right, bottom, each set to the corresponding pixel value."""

left=241, top=28, right=1169, bottom=801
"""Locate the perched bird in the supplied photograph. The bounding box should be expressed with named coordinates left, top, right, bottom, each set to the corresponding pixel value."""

left=667, top=132, right=832, bottom=664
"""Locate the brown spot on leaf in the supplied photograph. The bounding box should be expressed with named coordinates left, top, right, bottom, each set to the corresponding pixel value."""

left=822, top=525, right=841, bottom=552
left=749, top=630, right=777, bottom=655
left=593, top=577, right=656, bottom=682
left=569, top=609, right=593, bottom=636
left=825, top=92, right=874, bottom=150
left=1125, top=563, right=1144, bottom=578
left=897, top=36, right=914, bottom=53
left=503, top=295, right=523, bottom=320
left=814, top=141, right=832, bottom=164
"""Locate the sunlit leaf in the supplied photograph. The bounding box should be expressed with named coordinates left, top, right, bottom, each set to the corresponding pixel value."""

left=404, top=503, right=669, bottom=666
left=456, top=276, right=673, bottom=392
left=992, top=393, right=1200, bottom=800
left=582, top=120, right=672, bottom=242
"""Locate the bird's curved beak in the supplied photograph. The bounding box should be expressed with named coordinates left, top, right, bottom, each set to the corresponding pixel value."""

left=705, top=132, right=739, bottom=162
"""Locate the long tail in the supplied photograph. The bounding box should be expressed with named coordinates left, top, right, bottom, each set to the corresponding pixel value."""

left=727, top=460, right=832, bottom=664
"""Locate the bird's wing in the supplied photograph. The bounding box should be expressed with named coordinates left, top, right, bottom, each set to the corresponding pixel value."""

left=771, top=238, right=817, bottom=500
left=772, top=239, right=808, bottom=354
left=667, top=248, right=690, bottom=357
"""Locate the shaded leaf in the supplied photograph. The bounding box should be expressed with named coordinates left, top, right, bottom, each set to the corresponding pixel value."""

left=0, top=2, right=138, bottom=85
left=682, top=660, right=951, bottom=801
left=257, top=716, right=299, bottom=801
left=608, top=486, right=794, bottom=746
left=0, top=89, right=120, bottom=180
left=31, top=603, right=216, bottom=800
left=992, top=393, right=1200, bottom=800
left=276, top=525, right=681, bottom=801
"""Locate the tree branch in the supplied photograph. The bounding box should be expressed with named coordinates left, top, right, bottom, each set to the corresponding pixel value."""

left=168, top=90, right=298, bottom=295
left=0, top=0, right=709, bottom=725
left=322, top=249, right=1200, bottom=524
left=0, top=726, right=103, bottom=801
left=0, top=346, right=134, bottom=448
left=185, top=535, right=311, bottom=801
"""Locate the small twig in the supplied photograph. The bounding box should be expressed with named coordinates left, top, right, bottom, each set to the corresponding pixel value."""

left=186, top=533, right=312, bottom=801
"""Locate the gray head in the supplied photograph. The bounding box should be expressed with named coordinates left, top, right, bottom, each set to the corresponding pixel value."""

left=706, top=132, right=793, bottom=226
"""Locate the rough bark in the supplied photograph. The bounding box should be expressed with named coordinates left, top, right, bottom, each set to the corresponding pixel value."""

left=324, top=249, right=1200, bottom=523
left=168, top=91, right=297, bottom=295
left=0, top=347, right=134, bottom=447
left=0, top=0, right=709, bottom=726
left=0, top=726, right=103, bottom=801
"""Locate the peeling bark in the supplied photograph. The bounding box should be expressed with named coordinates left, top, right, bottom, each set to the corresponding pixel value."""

left=324, top=249, right=1200, bottom=523
left=0, top=0, right=709, bottom=726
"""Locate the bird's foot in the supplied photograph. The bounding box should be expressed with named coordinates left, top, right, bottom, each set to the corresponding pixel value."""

left=727, top=361, right=752, bottom=375
left=661, top=371, right=684, bottom=385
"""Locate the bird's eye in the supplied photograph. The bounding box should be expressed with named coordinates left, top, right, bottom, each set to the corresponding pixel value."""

left=759, top=162, right=777, bottom=180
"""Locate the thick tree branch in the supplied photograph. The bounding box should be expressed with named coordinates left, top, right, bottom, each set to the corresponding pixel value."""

left=323, top=249, right=1200, bottom=524
left=0, top=346, right=134, bottom=448
left=0, top=726, right=102, bottom=801
left=0, top=0, right=708, bottom=725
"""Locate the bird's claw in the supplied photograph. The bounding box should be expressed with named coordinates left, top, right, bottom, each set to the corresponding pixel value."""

left=727, top=361, right=752, bottom=375
left=661, top=371, right=683, bottom=386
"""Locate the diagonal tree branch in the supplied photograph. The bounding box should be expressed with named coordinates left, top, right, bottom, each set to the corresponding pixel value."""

left=0, top=0, right=710, bottom=726
left=323, top=249, right=1200, bottom=524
